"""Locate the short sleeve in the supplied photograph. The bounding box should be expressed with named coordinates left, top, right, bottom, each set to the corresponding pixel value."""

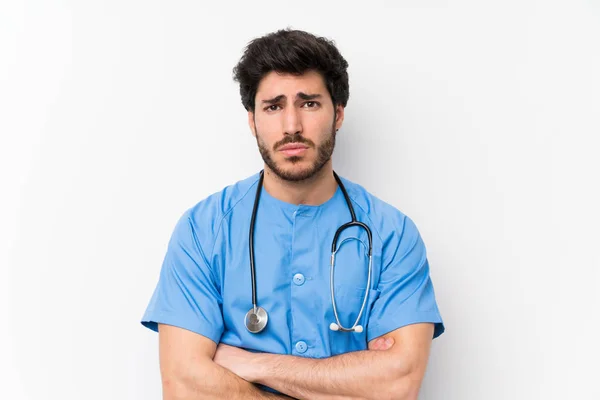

left=367, top=215, right=445, bottom=342
left=141, top=210, right=224, bottom=344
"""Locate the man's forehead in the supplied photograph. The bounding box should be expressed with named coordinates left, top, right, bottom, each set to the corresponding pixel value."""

left=256, top=70, right=327, bottom=99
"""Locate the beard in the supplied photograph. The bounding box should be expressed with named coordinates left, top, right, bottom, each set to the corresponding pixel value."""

left=255, top=123, right=337, bottom=182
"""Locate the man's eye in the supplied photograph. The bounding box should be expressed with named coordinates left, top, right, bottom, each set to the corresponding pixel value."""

left=303, top=101, right=319, bottom=108
left=266, top=105, right=281, bottom=112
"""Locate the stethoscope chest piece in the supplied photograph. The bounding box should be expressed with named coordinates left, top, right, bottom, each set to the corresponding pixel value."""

left=245, top=305, right=268, bottom=333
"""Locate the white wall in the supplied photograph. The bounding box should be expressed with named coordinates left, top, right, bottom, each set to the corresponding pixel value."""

left=1, top=1, right=598, bottom=399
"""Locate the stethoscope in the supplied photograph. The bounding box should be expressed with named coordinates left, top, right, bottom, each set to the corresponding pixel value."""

left=245, top=170, right=373, bottom=334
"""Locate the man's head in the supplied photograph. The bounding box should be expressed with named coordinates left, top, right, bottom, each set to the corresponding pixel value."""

left=232, top=29, right=349, bottom=182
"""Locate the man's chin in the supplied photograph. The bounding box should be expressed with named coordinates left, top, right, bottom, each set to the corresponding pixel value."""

left=270, top=163, right=319, bottom=182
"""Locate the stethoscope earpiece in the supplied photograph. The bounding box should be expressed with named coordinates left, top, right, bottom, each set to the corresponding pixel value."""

left=329, top=322, right=364, bottom=333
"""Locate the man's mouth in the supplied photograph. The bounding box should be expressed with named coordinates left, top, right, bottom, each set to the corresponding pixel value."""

left=278, top=143, right=309, bottom=157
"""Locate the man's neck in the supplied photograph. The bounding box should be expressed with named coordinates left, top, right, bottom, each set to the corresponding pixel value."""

left=262, top=163, right=338, bottom=206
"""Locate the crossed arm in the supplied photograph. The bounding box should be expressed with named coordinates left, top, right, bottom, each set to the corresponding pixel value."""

left=158, top=323, right=434, bottom=400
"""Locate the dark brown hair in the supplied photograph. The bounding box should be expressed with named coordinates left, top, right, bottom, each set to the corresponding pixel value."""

left=232, top=28, right=349, bottom=112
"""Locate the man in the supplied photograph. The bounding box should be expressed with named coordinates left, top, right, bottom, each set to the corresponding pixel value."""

left=141, top=28, right=445, bottom=399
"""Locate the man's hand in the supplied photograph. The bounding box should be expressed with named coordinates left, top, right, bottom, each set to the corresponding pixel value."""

left=368, top=336, right=395, bottom=351
left=213, top=343, right=257, bottom=381
left=213, top=337, right=395, bottom=382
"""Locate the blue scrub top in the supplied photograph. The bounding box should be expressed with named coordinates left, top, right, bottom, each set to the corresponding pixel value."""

left=142, top=172, right=444, bottom=359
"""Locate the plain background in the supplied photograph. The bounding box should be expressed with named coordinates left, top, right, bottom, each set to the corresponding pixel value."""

left=1, top=1, right=599, bottom=399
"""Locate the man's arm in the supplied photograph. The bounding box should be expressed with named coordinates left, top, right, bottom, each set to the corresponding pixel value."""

left=158, top=324, right=293, bottom=399
left=215, top=323, right=434, bottom=400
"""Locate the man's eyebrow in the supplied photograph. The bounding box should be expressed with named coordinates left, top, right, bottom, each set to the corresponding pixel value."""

left=260, top=92, right=322, bottom=105
left=261, top=95, right=285, bottom=105
left=297, top=92, right=322, bottom=100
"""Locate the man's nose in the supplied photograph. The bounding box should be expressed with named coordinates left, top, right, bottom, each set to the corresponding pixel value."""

left=283, top=106, right=302, bottom=136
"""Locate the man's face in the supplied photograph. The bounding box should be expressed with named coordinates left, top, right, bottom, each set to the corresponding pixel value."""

left=248, top=70, right=344, bottom=182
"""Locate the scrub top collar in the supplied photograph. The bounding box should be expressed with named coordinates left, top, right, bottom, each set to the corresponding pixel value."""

left=259, top=179, right=344, bottom=218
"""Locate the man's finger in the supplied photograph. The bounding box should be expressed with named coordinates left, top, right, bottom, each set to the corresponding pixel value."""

left=382, top=337, right=394, bottom=349
left=369, top=336, right=395, bottom=351
left=368, top=338, right=381, bottom=350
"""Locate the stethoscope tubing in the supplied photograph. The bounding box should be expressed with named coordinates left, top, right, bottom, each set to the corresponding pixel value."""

left=247, top=170, right=373, bottom=334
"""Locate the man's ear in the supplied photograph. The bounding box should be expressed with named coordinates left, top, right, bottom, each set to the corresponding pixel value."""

left=334, top=104, right=345, bottom=131
left=247, top=111, right=256, bottom=137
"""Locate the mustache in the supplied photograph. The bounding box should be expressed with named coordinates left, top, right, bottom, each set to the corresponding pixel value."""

left=273, top=134, right=314, bottom=151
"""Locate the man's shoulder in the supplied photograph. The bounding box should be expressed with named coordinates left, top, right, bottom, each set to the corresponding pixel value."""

left=172, top=172, right=260, bottom=246
left=186, top=172, right=260, bottom=221
left=338, top=174, right=414, bottom=237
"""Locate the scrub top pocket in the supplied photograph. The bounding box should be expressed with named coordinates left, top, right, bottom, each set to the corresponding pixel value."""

left=328, top=287, right=380, bottom=356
